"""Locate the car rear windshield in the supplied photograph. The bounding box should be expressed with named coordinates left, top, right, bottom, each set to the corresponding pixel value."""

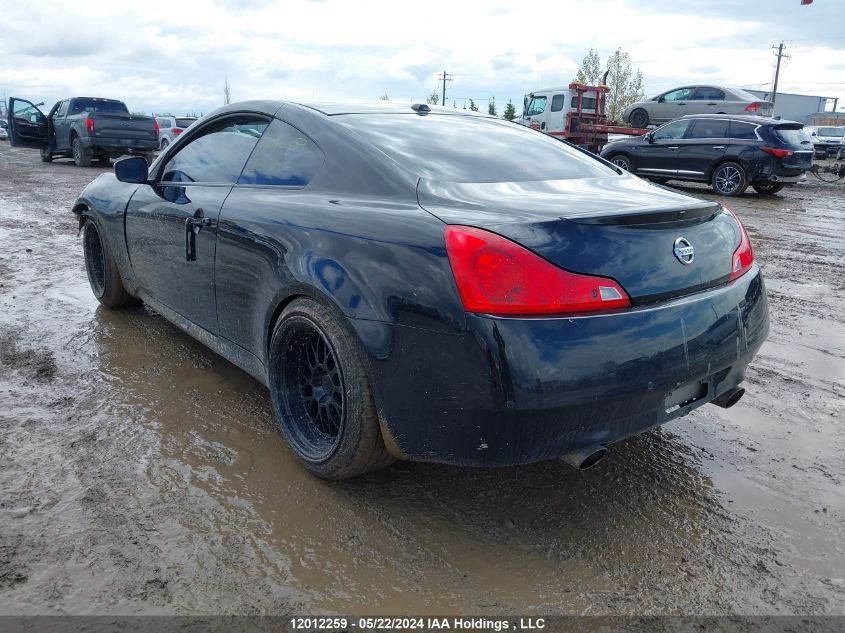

left=69, top=99, right=129, bottom=115
left=335, top=114, right=616, bottom=182
left=176, top=118, right=197, bottom=128
left=774, top=125, right=813, bottom=149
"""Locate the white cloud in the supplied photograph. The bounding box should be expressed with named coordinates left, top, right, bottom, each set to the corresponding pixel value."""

left=0, top=0, right=841, bottom=117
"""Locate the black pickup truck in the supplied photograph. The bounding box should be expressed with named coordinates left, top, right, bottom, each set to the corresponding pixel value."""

left=7, top=97, right=159, bottom=166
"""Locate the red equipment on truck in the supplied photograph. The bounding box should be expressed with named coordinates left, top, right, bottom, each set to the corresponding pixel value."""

left=519, top=80, right=649, bottom=153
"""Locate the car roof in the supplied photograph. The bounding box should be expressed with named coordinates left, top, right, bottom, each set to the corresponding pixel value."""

left=680, top=113, right=801, bottom=126
left=290, top=100, right=495, bottom=117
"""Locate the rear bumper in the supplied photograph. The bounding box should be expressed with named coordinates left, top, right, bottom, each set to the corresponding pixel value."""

left=357, top=266, right=769, bottom=467
left=767, top=173, right=806, bottom=183
left=80, top=137, right=159, bottom=153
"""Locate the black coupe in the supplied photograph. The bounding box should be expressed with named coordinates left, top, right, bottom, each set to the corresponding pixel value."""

left=11, top=100, right=769, bottom=478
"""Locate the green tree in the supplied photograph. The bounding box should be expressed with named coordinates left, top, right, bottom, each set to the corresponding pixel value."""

left=379, top=92, right=389, bottom=100
left=572, top=47, right=644, bottom=123
left=426, top=90, right=440, bottom=105
left=574, top=48, right=602, bottom=85
left=487, top=96, right=497, bottom=116
left=469, top=99, right=478, bottom=112
left=605, top=48, right=644, bottom=123
left=503, top=99, right=517, bottom=121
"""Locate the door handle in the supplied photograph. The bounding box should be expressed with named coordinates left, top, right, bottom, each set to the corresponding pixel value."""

left=541, top=122, right=546, bottom=130
left=677, top=103, right=686, bottom=106
left=707, top=102, right=718, bottom=105
left=185, top=208, right=215, bottom=261
left=712, top=145, right=726, bottom=149
left=667, top=146, right=679, bottom=150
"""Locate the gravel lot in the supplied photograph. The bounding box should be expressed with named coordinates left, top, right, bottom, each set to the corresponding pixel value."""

left=0, top=144, right=843, bottom=616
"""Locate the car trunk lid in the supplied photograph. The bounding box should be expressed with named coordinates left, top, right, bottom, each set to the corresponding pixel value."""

left=418, top=176, right=740, bottom=304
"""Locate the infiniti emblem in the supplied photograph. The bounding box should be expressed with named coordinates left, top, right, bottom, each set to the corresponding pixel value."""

left=673, top=237, right=694, bottom=265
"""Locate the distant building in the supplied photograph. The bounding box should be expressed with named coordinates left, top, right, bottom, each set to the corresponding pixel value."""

left=746, top=90, right=838, bottom=123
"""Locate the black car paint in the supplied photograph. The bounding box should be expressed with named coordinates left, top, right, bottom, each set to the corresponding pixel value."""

left=72, top=100, right=769, bottom=467
left=601, top=115, right=812, bottom=186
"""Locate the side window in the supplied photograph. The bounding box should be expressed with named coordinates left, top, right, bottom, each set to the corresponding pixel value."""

left=69, top=101, right=85, bottom=116
left=526, top=97, right=547, bottom=116
left=663, top=88, right=692, bottom=102
left=239, top=120, right=325, bottom=187
left=652, top=119, right=691, bottom=141
left=686, top=119, right=729, bottom=139
left=729, top=121, right=759, bottom=140
left=692, top=87, right=725, bottom=101
left=160, top=118, right=269, bottom=184
left=550, top=95, right=566, bottom=112
left=56, top=101, right=69, bottom=118
left=156, top=118, right=170, bottom=128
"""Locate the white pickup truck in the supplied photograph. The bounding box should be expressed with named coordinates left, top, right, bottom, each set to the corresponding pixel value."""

left=518, top=87, right=597, bottom=138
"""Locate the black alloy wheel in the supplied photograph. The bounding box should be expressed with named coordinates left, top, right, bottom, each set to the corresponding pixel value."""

left=83, top=221, right=107, bottom=299
left=269, top=298, right=395, bottom=478
left=280, top=319, right=345, bottom=461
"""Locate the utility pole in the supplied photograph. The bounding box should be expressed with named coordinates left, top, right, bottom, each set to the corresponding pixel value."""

left=439, top=70, right=453, bottom=106
left=771, top=42, right=789, bottom=109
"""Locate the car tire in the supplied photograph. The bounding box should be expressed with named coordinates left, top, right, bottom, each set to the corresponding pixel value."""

left=160, top=138, right=169, bottom=150
left=40, top=148, right=53, bottom=163
left=82, top=220, right=138, bottom=308
left=711, top=162, right=748, bottom=197
left=72, top=136, right=92, bottom=167
left=752, top=182, right=786, bottom=195
left=609, top=154, right=633, bottom=172
left=268, top=298, right=395, bottom=479
left=629, top=108, right=649, bottom=128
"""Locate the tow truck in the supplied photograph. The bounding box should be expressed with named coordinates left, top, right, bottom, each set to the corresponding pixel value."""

left=518, top=79, right=649, bottom=153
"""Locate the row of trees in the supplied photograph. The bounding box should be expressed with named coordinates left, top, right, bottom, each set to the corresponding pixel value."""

left=414, top=92, right=518, bottom=120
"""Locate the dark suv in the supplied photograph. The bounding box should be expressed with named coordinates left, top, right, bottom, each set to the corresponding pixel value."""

left=600, top=115, right=813, bottom=196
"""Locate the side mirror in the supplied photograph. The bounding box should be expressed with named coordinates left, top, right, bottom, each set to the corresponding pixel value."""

left=115, top=156, right=149, bottom=183
left=657, top=96, right=665, bottom=103
left=645, top=132, right=655, bottom=144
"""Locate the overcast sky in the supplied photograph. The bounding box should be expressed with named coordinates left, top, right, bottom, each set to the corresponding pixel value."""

left=1, top=0, right=842, bottom=116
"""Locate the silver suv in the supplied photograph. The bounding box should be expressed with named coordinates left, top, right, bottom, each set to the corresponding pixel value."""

left=155, top=116, right=198, bottom=149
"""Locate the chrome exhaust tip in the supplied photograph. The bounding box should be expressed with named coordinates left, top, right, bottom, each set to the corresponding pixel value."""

left=562, top=444, right=607, bottom=470
left=711, top=386, right=745, bottom=409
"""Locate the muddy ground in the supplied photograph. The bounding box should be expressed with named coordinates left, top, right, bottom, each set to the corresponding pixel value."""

left=0, top=144, right=843, bottom=616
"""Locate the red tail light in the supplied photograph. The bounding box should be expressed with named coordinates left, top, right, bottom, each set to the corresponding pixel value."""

left=744, top=102, right=762, bottom=112
left=761, top=147, right=793, bottom=158
left=723, top=207, right=754, bottom=281
left=444, top=225, right=631, bottom=316
left=172, top=128, right=182, bottom=136
left=154, top=121, right=160, bottom=137
left=84, top=117, right=95, bottom=134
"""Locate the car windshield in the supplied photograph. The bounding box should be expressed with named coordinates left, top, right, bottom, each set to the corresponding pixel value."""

left=817, top=127, right=845, bottom=137
left=335, top=114, right=617, bottom=183
left=774, top=125, right=812, bottom=148
left=70, top=99, right=129, bottom=115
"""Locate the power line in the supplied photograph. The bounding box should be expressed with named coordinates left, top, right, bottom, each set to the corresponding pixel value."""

left=437, top=71, right=453, bottom=107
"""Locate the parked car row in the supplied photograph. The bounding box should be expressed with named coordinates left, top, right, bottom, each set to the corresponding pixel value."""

left=5, top=96, right=198, bottom=165
left=601, top=114, right=813, bottom=196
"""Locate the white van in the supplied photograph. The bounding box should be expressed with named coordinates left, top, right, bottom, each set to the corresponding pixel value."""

left=519, top=87, right=598, bottom=137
